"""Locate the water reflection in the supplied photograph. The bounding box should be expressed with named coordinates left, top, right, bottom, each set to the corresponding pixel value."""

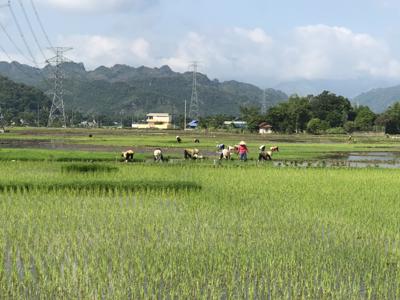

left=273, top=152, right=400, bottom=169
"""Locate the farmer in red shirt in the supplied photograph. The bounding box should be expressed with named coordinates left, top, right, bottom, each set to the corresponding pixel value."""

left=238, top=141, right=248, bottom=161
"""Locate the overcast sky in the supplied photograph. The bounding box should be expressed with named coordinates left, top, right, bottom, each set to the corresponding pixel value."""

left=1, top=0, right=400, bottom=86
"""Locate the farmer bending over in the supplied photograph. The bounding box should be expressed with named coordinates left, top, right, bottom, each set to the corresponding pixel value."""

left=184, top=148, right=200, bottom=159
left=258, top=145, right=272, bottom=161
left=220, top=148, right=231, bottom=160
left=153, top=148, right=164, bottom=162
left=121, top=149, right=135, bottom=162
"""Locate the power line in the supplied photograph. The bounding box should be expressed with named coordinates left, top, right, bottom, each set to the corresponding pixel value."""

left=0, top=40, right=47, bottom=88
left=0, top=1, right=52, bottom=86
left=0, top=21, right=32, bottom=63
left=29, top=0, right=54, bottom=51
left=0, top=42, right=15, bottom=62
left=8, top=0, right=40, bottom=67
left=16, top=0, right=48, bottom=61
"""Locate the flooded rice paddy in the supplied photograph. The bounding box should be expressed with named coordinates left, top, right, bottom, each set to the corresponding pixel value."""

left=2, top=137, right=400, bottom=168
left=274, top=151, right=400, bottom=169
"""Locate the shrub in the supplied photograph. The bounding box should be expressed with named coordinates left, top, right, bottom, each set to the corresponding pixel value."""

left=326, top=127, right=346, bottom=134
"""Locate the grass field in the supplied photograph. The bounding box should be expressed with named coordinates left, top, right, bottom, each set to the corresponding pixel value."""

left=1, top=129, right=400, bottom=298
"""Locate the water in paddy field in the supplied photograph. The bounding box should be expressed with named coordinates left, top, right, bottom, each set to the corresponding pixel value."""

left=347, top=152, right=396, bottom=162
left=273, top=152, right=400, bottom=169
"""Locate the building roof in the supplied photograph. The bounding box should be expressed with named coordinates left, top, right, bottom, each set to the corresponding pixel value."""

left=147, top=113, right=171, bottom=117
left=223, top=121, right=247, bottom=125
left=223, top=120, right=247, bottom=128
left=188, top=120, right=199, bottom=127
left=259, top=122, right=272, bottom=129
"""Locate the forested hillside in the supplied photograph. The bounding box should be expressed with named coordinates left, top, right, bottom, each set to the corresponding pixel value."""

left=0, top=62, right=288, bottom=118
left=353, top=85, right=400, bottom=113
left=0, top=76, right=50, bottom=125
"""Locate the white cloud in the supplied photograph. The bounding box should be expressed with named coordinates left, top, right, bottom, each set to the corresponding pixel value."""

left=130, top=38, right=150, bottom=60
left=286, top=24, right=400, bottom=79
left=56, top=25, right=400, bottom=85
left=233, top=27, right=273, bottom=45
left=160, top=28, right=277, bottom=82
left=38, top=0, right=158, bottom=13
left=162, top=25, right=400, bottom=83
left=58, top=35, right=153, bottom=68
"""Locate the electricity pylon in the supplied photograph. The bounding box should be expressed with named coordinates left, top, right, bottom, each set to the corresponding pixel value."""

left=189, top=61, right=200, bottom=120
left=47, top=47, right=72, bottom=127
left=261, top=88, right=267, bottom=114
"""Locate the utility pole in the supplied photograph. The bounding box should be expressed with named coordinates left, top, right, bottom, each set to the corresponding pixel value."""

left=71, top=110, right=74, bottom=127
left=0, top=106, right=5, bottom=131
left=184, top=99, right=187, bottom=130
left=119, top=109, right=124, bottom=128
left=37, top=102, right=40, bottom=127
left=189, top=62, right=200, bottom=120
left=47, top=47, right=72, bottom=128
left=261, top=88, right=268, bottom=115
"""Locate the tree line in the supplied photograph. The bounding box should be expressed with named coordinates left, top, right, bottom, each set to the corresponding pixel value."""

left=202, top=91, right=400, bottom=134
left=3, top=75, right=400, bottom=135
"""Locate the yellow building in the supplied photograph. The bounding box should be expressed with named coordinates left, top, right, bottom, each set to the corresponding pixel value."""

left=132, top=113, right=173, bottom=129
left=146, top=113, right=173, bottom=129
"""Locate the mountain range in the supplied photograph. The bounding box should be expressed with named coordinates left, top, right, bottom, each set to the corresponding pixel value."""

left=273, top=78, right=400, bottom=113
left=353, top=85, right=400, bottom=112
left=274, top=78, right=398, bottom=100
left=1, top=60, right=400, bottom=115
left=0, top=61, right=288, bottom=118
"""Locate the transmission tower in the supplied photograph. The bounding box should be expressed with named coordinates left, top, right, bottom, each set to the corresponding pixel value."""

left=261, top=89, right=267, bottom=114
left=189, top=62, right=200, bottom=120
left=47, top=47, right=72, bottom=127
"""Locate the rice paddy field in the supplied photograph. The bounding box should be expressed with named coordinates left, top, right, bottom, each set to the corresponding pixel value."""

left=1, top=128, right=400, bottom=299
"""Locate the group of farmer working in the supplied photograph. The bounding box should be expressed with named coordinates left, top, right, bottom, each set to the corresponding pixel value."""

left=121, top=136, right=278, bottom=162
left=216, top=141, right=279, bottom=161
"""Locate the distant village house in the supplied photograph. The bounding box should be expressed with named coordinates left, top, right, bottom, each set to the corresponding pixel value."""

left=259, top=122, right=273, bottom=134
left=132, top=113, right=173, bottom=129
left=223, top=120, right=247, bottom=129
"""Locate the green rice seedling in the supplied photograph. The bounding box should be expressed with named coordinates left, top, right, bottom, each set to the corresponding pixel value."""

left=0, top=180, right=201, bottom=193
left=61, top=163, right=119, bottom=173
left=0, top=160, right=400, bottom=298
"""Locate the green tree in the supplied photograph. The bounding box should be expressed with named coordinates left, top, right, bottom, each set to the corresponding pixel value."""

left=310, top=91, right=352, bottom=127
left=375, top=102, right=400, bottom=134
left=199, top=114, right=232, bottom=129
left=307, top=118, right=329, bottom=134
left=287, top=95, right=312, bottom=133
left=344, top=121, right=357, bottom=133
left=240, top=106, right=264, bottom=132
left=0, top=75, right=51, bottom=126
left=354, top=106, right=376, bottom=131
left=266, top=95, right=311, bottom=133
